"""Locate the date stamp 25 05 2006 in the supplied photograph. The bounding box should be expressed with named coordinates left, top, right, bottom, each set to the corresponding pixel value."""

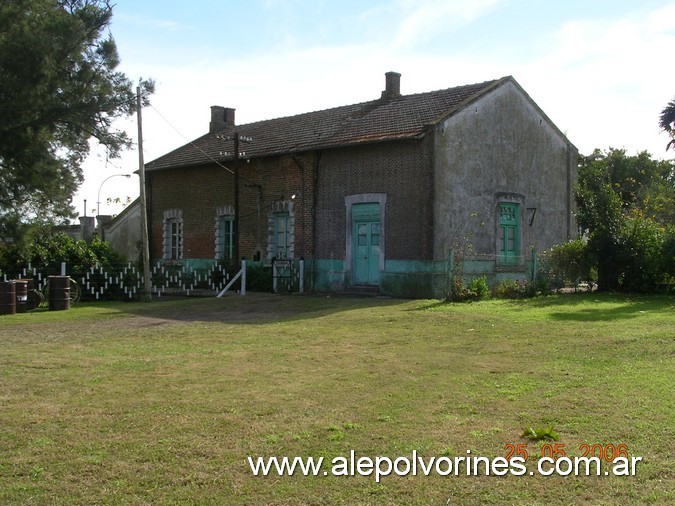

left=504, top=443, right=643, bottom=476
left=505, top=442, right=630, bottom=462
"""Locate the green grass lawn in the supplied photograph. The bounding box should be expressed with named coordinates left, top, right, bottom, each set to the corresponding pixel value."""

left=0, top=293, right=673, bottom=505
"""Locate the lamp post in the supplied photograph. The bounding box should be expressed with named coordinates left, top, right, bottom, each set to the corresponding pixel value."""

left=97, top=174, right=131, bottom=216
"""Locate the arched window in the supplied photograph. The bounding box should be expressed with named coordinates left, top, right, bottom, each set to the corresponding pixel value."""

left=215, top=205, right=235, bottom=260
left=163, top=209, right=183, bottom=260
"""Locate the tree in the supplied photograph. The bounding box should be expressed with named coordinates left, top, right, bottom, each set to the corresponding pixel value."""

left=0, top=0, right=153, bottom=241
left=576, top=149, right=674, bottom=292
left=660, top=98, right=675, bottom=151
left=0, top=229, right=126, bottom=276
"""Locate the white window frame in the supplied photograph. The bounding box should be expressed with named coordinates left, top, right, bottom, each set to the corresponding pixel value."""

left=163, top=209, right=183, bottom=260
left=274, top=212, right=290, bottom=259
left=215, top=205, right=235, bottom=260
left=267, top=201, right=295, bottom=260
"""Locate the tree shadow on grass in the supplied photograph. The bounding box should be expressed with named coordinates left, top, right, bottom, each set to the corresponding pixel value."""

left=506, top=293, right=673, bottom=321
left=413, top=293, right=674, bottom=322
left=110, top=292, right=407, bottom=325
left=412, top=293, right=606, bottom=312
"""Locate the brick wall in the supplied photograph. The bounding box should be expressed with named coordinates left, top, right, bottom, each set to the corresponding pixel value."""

left=147, top=164, right=234, bottom=260
left=147, top=138, right=432, bottom=264
left=238, top=152, right=316, bottom=260
left=315, top=138, right=434, bottom=261
left=147, top=152, right=317, bottom=261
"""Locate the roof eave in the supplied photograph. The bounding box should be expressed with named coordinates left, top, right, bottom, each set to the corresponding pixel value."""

left=428, top=76, right=511, bottom=127
left=145, top=132, right=427, bottom=172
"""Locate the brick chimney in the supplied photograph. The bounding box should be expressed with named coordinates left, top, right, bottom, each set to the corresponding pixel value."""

left=210, top=106, right=235, bottom=133
left=381, top=71, right=401, bottom=100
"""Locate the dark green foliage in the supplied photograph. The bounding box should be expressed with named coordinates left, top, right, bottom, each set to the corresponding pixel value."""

left=0, top=229, right=126, bottom=276
left=491, top=279, right=535, bottom=299
left=246, top=264, right=273, bottom=292
left=467, top=276, right=490, bottom=300
left=449, top=276, right=489, bottom=302
left=576, top=149, right=675, bottom=292
left=661, top=229, right=675, bottom=286
left=615, top=211, right=673, bottom=292
left=660, top=97, right=675, bottom=151
left=544, top=238, right=595, bottom=290
left=532, top=274, right=552, bottom=296
left=0, top=0, right=154, bottom=241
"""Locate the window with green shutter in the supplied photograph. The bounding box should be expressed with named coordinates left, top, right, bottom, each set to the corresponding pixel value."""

left=498, top=202, right=519, bottom=263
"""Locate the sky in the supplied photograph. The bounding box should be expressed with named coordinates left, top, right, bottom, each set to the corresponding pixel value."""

left=75, top=0, right=675, bottom=219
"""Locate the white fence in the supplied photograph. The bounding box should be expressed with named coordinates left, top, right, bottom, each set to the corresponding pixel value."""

left=0, top=260, right=241, bottom=301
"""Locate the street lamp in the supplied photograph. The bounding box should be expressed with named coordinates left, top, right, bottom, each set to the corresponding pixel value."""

left=97, top=174, right=131, bottom=216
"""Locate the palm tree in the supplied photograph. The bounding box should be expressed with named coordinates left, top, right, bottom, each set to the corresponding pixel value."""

left=659, top=98, right=675, bottom=150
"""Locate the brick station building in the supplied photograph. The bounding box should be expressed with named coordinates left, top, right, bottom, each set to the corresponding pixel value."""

left=145, top=72, right=577, bottom=297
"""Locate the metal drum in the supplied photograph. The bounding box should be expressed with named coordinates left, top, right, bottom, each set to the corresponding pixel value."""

left=0, top=281, right=16, bottom=315
left=20, top=279, right=36, bottom=311
left=48, top=276, right=71, bottom=311
left=13, top=280, right=28, bottom=313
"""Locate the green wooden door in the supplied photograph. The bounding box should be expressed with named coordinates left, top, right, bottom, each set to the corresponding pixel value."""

left=353, top=203, right=380, bottom=286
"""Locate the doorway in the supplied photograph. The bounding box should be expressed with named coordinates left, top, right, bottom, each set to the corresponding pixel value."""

left=352, top=203, right=381, bottom=286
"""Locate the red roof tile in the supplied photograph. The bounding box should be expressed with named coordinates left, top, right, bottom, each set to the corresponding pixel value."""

left=146, top=77, right=507, bottom=171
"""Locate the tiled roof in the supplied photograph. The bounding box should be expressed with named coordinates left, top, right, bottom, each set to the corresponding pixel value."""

left=146, top=76, right=508, bottom=171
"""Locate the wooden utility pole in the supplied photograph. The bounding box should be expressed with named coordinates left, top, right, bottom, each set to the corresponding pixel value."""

left=233, top=132, right=240, bottom=263
left=137, top=86, right=152, bottom=300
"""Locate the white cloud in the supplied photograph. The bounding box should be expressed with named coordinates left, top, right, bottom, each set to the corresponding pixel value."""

left=515, top=5, right=675, bottom=155
left=392, top=0, right=505, bottom=48
left=73, top=1, right=675, bottom=219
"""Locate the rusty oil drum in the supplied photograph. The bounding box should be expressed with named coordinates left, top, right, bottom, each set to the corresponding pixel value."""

left=0, top=281, right=17, bottom=315
left=19, top=279, right=36, bottom=311
left=13, top=279, right=28, bottom=313
left=48, top=276, right=70, bottom=311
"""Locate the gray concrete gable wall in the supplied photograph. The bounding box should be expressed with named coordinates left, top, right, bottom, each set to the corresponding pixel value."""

left=102, top=201, right=141, bottom=261
left=433, top=80, right=577, bottom=259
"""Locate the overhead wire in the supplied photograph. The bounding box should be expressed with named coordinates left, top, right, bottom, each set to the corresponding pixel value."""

left=148, top=104, right=235, bottom=175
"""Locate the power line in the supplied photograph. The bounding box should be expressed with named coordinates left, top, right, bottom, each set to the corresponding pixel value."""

left=148, top=104, right=234, bottom=175
left=146, top=103, right=265, bottom=191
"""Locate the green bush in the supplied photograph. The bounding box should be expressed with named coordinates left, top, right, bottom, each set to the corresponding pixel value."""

left=0, top=230, right=126, bottom=275
left=544, top=219, right=673, bottom=294
left=660, top=228, right=675, bottom=291
left=468, top=276, right=490, bottom=300
left=543, top=238, right=595, bottom=290
left=616, top=212, right=673, bottom=292
left=532, top=274, right=552, bottom=296
left=449, top=276, right=489, bottom=302
left=492, top=278, right=534, bottom=299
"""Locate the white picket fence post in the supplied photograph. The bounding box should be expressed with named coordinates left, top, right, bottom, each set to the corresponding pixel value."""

left=240, top=258, right=246, bottom=296
left=299, top=258, right=304, bottom=294
left=216, top=259, right=246, bottom=298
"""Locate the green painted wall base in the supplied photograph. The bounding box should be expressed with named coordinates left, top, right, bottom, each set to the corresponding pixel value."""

left=455, top=259, right=533, bottom=287
left=161, top=256, right=535, bottom=299
left=380, top=260, right=450, bottom=298
left=307, top=258, right=451, bottom=298
left=305, top=259, right=345, bottom=292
